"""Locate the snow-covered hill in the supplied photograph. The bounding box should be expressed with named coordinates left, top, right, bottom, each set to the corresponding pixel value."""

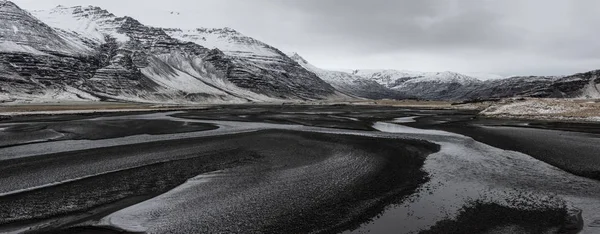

left=351, top=69, right=480, bottom=88
left=349, top=68, right=598, bottom=100
left=289, top=53, right=408, bottom=99
left=349, top=69, right=481, bottom=100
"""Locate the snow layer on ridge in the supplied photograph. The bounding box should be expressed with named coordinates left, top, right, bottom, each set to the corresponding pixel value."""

left=166, top=28, right=281, bottom=58
left=1, top=85, right=100, bottom=104
left=289, top=52, right=361, bottom=84
left=351, top=69, right=481, bottom=88
left=32, top=5, right=129, bottom=43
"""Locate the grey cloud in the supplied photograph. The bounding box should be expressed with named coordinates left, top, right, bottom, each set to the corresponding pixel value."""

left=270, top=0, right=521, bottom=53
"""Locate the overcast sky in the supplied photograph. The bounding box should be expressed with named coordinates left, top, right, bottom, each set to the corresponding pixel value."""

left=12, top=0, right=600, bottom=76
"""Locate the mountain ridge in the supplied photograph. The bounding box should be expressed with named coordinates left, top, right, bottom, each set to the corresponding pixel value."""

left=1, top=1, right=599, bottom=103
left=1, top=1, right=342, bottom=103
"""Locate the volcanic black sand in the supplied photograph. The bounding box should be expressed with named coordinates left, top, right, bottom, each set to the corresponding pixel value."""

left=420, top=198, right=573, bottom=234
left=1, top=105, right=596, bottom=233
left=172, top=104, right=465, bottom=131
left=0, top=117, right=217, bottom=148
left=0, top=127, right=438, bottom=233
left=405, top=113, right=600, bottom=181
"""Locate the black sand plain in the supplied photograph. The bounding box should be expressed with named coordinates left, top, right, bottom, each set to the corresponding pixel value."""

left=0, top=105, right=597, bottom=233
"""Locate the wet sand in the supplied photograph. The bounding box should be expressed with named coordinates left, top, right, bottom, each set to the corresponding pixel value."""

left=0, top=123, right=438, bottom=233
left=0, top=117, right=217, bottom=149
left=406, top=114, right=600, bottom=181
left=0, top=106, right=597, bottom=233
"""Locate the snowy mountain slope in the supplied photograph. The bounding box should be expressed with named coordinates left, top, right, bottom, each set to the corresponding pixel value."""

left=0, top=1, right=102, bottom=103
left=288, top=53, right=409, bottom=99
left=16, top=3, right=339, bottom=103
left=0, top=1, right=93, bottom=55
left=459, top=76, right=558, bottom=100
left=166, top=28, right=281, bottom=60
left=348, top=68, right=598, bottom=101
left=163, top=27, right=340, bottom=100
left=31, top=5, right=129, bottom=44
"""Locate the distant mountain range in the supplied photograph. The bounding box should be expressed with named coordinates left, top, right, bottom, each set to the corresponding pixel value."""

left=0, top=1, right=599, bottom=103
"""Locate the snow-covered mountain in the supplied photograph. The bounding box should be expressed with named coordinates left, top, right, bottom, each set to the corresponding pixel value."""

left=349, top=69, right=481, bottom=100
left=1, top=1, right=598, bottom=104
left=349, top=68, right=600, bottom=100
left=288, top=53, right=409, bottom=99
left=0, top=1, right=103, bottom=102
left=161, top=27, right=342, bottom=100
left=351, top=69, right=480, bottom=88
left=0, top=2, right=341, bottom=104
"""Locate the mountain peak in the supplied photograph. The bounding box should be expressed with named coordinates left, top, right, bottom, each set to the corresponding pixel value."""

left=0, top=0, right=24, bottom=12
left=193, top=27, right=241, bottom=35
left=0, top=0, right=16, bottom=6
left=288, top=52, right=308, bottom=64
left=45, top=4, right=116, bottom=19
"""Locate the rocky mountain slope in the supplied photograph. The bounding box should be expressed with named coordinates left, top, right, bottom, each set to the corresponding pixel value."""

left=0, top=1, right=341, bottom=104
left=0, top=1, right=100, bottom=103
left=162, top=27, right=341, bottom=100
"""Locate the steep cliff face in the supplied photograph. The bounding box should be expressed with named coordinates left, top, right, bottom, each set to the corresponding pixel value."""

left=0, top=1, right=102, bottom=102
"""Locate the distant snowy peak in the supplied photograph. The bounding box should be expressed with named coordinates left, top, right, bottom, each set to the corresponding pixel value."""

left=164, top=27, right=284, bottom=61
left=288, top=52, right=407, bottom=99
left=351, top=69, right=481, bottom=89
left=288, top=52, right=322, bottom=72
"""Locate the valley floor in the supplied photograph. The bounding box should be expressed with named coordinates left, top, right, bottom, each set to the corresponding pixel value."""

left=0, top=104, right=599, bottom=233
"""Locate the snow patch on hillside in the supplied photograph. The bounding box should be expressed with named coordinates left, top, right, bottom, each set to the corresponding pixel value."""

left=141, top=57, right=227, bottom=95
left=1, top=86, right=100, bottom=104
left=482, top=100, right=576, bottom=115
left=481, top=98, right=600, bottom=122
left=579, top=77, right=600, bottom=99
left=0, top=41, right=50, bottom=55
